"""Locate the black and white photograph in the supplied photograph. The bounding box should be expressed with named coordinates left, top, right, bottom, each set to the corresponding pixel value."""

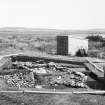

left=0, top=0, right=105, bottom=105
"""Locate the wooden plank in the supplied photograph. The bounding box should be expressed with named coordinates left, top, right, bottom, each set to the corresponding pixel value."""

left=84, top=63, right=104, bottom=78
left=0, top=90, right=105, bottom=95
left=84, top=58, right=105, bottom=78
left=86, top=58, right=104, bottom=72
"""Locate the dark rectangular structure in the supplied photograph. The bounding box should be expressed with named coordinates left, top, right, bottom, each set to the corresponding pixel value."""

left=57, top=36, right=68, bottom=55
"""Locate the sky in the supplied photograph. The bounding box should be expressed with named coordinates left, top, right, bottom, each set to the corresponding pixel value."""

left=0, top=0, right=105, bottom=30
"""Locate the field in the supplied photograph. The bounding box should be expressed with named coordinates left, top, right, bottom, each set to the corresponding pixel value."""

left=0, top=92, right=105, bottom=105
left=0, top=27, right=105, bottom=56
left=0, top=27, right=105, bottom=105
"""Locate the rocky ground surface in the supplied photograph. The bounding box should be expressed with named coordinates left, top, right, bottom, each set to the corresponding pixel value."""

left=0, top=60, right=88, bottom=89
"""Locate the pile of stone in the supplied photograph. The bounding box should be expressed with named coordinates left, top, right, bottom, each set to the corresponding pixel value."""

left=10, top=60, right=88, bottom=88
left=3, top=72, right=35, bottom=88
left=0, top=58, right=88, bottom=88
left=49, top=71, right=87, bottom=88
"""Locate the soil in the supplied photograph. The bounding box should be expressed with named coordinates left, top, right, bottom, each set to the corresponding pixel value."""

left=0, top=92, right=105, bottom=105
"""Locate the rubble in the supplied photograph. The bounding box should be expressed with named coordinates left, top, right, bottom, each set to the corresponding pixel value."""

left=3, top=72, right=35, bottom=88
left=48, top=71, right=87, bottom=88
left=1, top=60, right=88, bottom=88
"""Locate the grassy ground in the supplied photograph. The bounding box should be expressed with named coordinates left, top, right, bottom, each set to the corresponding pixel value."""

left=0, top=92, right=105, bottom=105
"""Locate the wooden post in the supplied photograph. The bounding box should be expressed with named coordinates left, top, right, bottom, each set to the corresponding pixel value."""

left=103, top=66, right=105, bottom=82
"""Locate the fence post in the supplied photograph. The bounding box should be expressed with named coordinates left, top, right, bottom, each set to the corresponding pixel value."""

left=103, top=66, right=105, bottom=83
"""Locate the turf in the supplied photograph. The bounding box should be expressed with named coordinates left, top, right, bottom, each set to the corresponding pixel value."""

left=0, top=92, right=105, bottom=105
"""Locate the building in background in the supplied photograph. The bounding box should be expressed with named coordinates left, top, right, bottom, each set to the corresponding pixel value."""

left=57, top=35, right=88, bottom=56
